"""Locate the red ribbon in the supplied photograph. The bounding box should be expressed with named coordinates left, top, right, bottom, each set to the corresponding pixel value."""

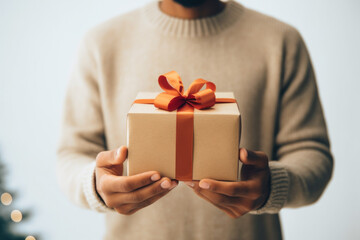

left=133, top=71, right=236, bottom=180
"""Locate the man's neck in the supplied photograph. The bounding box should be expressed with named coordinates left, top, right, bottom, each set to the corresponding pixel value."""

left=160, top=0, right=226, bottom=19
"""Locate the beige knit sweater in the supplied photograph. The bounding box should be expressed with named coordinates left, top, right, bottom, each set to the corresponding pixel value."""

left=57, top=1, right=333, bottom=239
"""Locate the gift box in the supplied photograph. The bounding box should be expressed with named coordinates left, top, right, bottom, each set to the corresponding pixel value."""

left=126, top=72, right=241, bottom=181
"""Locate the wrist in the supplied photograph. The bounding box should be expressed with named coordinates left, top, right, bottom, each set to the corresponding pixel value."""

left=255, top=169, right=271, bottom=210
left=249, top=161, right=289, bottom=214
left=82, top=161, right=114, bottom=213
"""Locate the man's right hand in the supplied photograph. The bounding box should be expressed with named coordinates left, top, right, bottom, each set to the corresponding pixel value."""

left=95, top=146, right=178, bottom=215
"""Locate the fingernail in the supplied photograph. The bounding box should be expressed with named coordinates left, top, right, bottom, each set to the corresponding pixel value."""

left=161, top=180, right=171, bottom=189
left=240, top=148, right=248, bottom=160
left=184, top=181, right=194, bottom=188
left=151, top=173, right=160, bottom=181
left=199, top=181, right=210, bottom=189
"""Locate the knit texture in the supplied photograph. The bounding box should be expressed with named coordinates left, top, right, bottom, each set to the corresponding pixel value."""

left=250, top=162, right=289, bottom=214
left=57, top=1, right=333, bottom=239
left=144, top=0, right=244, bottom=37
left=82, top=161, right=113, bottom=213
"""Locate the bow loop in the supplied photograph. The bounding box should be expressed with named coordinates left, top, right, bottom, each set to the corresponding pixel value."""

left=154, top=93, right=185, bottom=111
left=184, top=78, right=216, bottom=97
left=155, top=71, right=216, bottom=111
left=158, top=71, right=184, bottom=96
left=188, top=89, right=216, bottom=110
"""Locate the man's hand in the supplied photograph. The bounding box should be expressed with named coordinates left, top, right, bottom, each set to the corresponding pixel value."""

left=95, top=146, right=178, bottom=215
left=185, top=148, right=270, bottom=218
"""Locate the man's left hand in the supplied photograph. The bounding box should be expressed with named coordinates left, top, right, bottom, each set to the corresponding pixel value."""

left=185, top=148, right=271, bottom=218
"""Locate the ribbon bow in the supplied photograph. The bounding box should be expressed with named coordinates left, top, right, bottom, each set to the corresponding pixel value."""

left=154, top=71, right=216, bottom=111
left=133, top=71, right=236, bottom=180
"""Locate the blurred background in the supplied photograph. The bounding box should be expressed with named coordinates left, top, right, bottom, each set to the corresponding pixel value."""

left=0, top=0, right=359, bottom=239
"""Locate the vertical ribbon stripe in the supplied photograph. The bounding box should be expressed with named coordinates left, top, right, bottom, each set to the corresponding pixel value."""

left=176, top=103, right=194, bottom=180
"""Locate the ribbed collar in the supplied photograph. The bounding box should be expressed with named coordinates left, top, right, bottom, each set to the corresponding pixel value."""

left=143, top=0, right=244, bottom=37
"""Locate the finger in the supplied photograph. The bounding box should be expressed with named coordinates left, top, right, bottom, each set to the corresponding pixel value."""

left=227, top=198, right=257, bottom=214
left=191, top=186, right=238, bottom=218
left=193, top=184, right=251, bottom=217
left=115, top=146, right=128, bottom=165
left=121, top=177, right=177, bottom=204
left=190, top=181, right=236, bottom=206
left=101, top=171, right=162, bottom=193
left=239, top=148, right=268, bottom=169
left=104, top=177, right=176, bottom=208
left=115, top=189, right=172, bottom=215
left=197, top=179, right=261, bottom=199
left=96, top=146, right=128, bottom=168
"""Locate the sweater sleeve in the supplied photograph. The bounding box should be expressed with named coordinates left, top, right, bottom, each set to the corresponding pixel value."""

left=251, top=28, right=334, bottom=214
left=56, top=34, right=113, bottom=213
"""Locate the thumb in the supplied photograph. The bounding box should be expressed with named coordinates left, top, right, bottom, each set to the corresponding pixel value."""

left=96, top=146, right=128, bottom=168
left=239, top=148, right=268, bottom=169
left=114, top=146, right=128, bottom=165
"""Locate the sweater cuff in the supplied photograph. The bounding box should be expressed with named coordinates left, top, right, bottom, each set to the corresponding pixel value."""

left=82, top=161, right=114, bottom=213
left=249, top=161, right=289, bottom=214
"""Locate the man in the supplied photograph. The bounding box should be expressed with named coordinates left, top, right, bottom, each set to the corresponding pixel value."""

left=57, top=0, right=333, bottom=239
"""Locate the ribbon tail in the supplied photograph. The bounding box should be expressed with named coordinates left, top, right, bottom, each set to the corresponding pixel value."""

left=133, top=99, right=155, bottom=104
left=215, top=98, right=237, bottom=103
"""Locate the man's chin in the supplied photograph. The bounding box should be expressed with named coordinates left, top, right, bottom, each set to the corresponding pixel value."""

left=173, top=0, right=208, bottom=8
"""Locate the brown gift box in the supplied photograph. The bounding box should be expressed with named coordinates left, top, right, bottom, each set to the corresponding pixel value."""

left=126, top=92, right=241, bottom=181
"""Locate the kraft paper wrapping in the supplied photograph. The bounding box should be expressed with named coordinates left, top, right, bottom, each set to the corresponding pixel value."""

left=126, top=92, right=241, bottom=181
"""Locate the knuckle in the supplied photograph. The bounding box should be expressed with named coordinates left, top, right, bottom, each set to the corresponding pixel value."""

left=115, top=206, right=133, bottom=215
left=228, top=213, right=237, bottom=219
left=124, top=209, right=136, bottom=215
left=129, top=193, right=143, bottom=203
left=252, top=191, right=262, bottom=199
left=213, top=195, right=225, bottom=205
left=228, top=185, right=239, bottom=196
left=140, top=197, right=155, bottom=208
left=103, top=196, right=116, bottom=208
left=243, top=206, right=251, bottom=212
left=232, top=210, right=241, bottom=218
left=139, top=177, right=151, bottom=187
left=151, top=187, right=161, bottom=196
left=220, top=197, right=232, bottom=205
left=95, top=151, right=106, bottom=164
left=242, top=184, right=251, bottom=195
left=252, top=182, right=262, bottom=195
left=235, top=211, right=246, bottom=218
left=121, top=180, right=134, bottom=192
left=140, top=198, right=152, bottom=207
left=98, top=178, right=108, bottom=193
left=208, top=183, right=217, bottom=192
left=243, top=202, right=254, bottom=212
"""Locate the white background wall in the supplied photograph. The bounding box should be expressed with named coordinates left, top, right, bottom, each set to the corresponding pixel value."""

left=0, top=0, right=359, bottom=239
